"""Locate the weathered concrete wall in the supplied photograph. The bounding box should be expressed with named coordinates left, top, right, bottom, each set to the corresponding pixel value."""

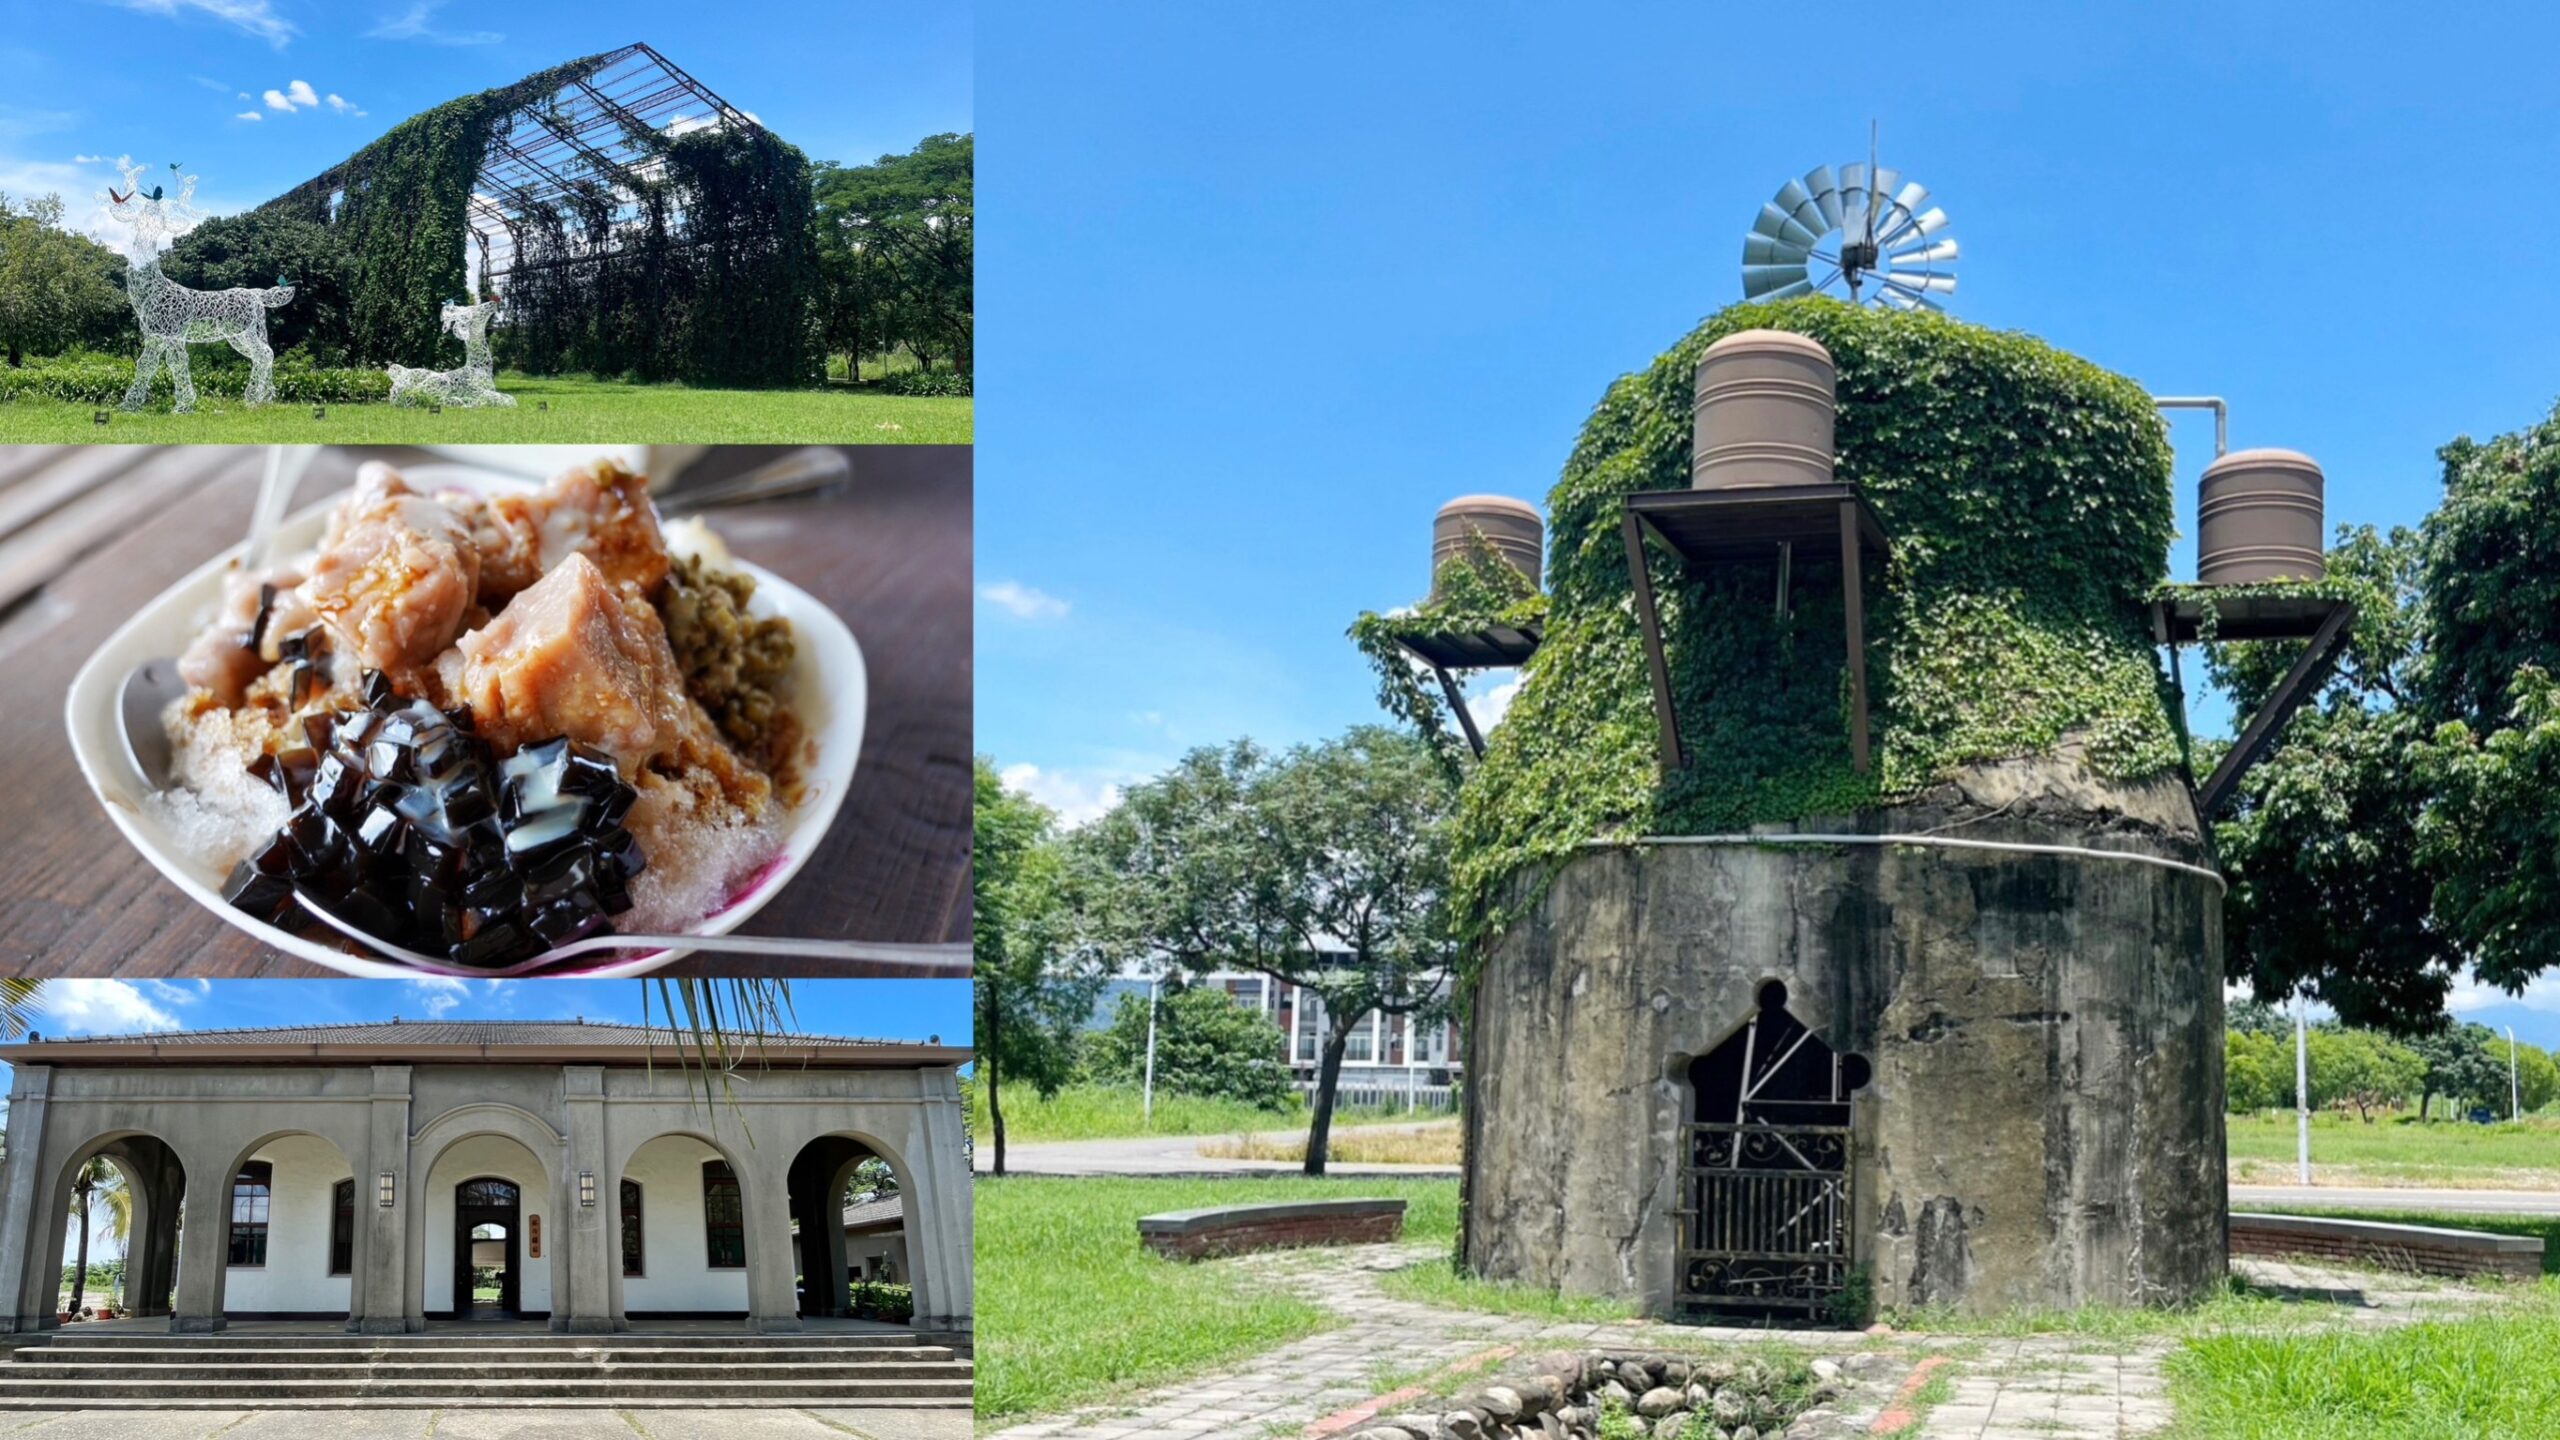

left=1463, top=757, right=2227, bottom=1317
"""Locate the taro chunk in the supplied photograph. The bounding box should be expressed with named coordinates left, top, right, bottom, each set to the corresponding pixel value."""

left=300, top=465, right=479, bottom=682
left=441, top=553, right=713, bottom=770
left=463, top=461, right=670, bottom=605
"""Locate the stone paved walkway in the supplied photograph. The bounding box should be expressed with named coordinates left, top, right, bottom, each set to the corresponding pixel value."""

left=1912, top=1259, right=2505, bottom=1440
left=984, top=1241, right=1886, bottom=1440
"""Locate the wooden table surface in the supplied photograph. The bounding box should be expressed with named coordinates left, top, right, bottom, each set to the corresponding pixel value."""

left=0, top=444, right=972, bottom=978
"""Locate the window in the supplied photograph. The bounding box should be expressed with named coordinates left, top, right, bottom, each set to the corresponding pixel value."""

left=229, top=1162, right=272, bottom=1267
left=701, top=1161, right=744, bottom=1268
left=621, top=1180, right=644, bottom=1276
left=1292, top=988, right=1321, bottom=1064
left=1345, top=1010, right=1376, bottom=1063
left=329, top=1179, right=355, bottom=1276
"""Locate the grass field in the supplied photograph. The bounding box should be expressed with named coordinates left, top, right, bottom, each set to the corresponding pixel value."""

left=0, top=375, right=969, bottom=444
left=2165, top=1281, right=2560, bottom=1438
left=2227, top=1111, right=2560, bottom=1187
left=1198, top=1121, right=1462, bottom=1165
left=1376, top=1256, right=1640, bottom=1323
left=965, top=1080, right=1452, bottom=1143
left=975, top=1174, right=1461, bottom=1423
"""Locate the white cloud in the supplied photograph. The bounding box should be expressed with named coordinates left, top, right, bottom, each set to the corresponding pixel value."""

left=33, top=981, right=183, bottom=1036
left=263, top=79, right=320, bottom=112
left=368, top=1, right=502, bottom=45
left=235, top=111, right=263, bottom=122
left=98, top=0, right=297, bottom=49
left=1467, top=675, right=1524, bottom=730
left=980, top=580, right=1070, bottom=622
left=1000, top=762, right=1127, bottom=828
left=407, top=977, right=469, bottom=1017
left=326, top=93, right=367, bottom=118
left=71, top=153, right=106, bottom=165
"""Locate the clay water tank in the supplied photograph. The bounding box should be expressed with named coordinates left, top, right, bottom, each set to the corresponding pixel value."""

left=2198, top=448, right=2325, bottom=584
left=1691, top=329, right=1837, bottom=489
left=1431, top=495, right=1543, bottom=600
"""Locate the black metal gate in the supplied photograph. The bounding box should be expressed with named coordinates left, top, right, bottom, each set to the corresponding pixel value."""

left=1677, top=982, right=1864, bottom=1316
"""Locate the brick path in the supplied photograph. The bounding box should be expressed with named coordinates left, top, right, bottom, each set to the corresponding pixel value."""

left=1913, top=1258, right=2502, bottom=1440
left=983, top=1240, right=1891, bottom=1440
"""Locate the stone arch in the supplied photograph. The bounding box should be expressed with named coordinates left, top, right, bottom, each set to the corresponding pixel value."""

left=205, top=1128, right=362, bottom=1323
left=779, top=1123, right=940, bottom=1327
left=406, top=1103, right=565, bottom=1325
left=31, top=1129, right=187, bottom=1327
left=606, top=1128, right=754, bottom=1323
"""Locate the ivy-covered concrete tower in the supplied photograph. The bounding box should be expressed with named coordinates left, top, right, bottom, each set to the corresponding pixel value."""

left=1442, top=299, right=2227, bottom=1319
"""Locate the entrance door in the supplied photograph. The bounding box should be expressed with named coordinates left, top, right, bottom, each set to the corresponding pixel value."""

left=1679, top=982, right=1870, bottom=1316
left=453, top=1178, right=521, bottom=1318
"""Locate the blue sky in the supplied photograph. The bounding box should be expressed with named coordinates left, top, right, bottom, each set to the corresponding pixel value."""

left=974, top=0, right=2560, bottom=874
left=1, top=0, right=970, bottom=237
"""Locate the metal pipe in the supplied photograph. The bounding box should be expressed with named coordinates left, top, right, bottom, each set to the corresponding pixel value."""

left=2152, top=396, right=2229, bottom=458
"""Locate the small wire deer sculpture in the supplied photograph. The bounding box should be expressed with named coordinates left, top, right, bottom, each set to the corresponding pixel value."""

left=388, top=298, right=515, bottom=408
left=101, top=162, right=294, bottom=412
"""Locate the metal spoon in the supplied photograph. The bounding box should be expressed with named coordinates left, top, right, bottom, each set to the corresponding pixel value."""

left=293, top=894, right=969, bottom=976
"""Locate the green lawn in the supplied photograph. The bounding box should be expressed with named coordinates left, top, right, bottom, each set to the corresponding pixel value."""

left=975, top=1173, right=1460, bottom=1423
left=2227, top=1111, right=2560, bottom=1186
left=1377, top=1257, right=1641, bottom=1323
left=2164, top=1281, right=2560, bottom=1438
left=0, top=374, right=968, bottom=444
left=966, top=1079, right=1452, bottom=1143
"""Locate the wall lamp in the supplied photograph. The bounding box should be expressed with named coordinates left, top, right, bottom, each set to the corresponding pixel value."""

left=378, top=1172, right=395, bottom=1208
left=578, top=1171, right=597, bottom=1208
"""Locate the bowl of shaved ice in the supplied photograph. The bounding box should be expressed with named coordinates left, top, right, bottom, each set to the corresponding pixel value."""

left=64, top=459, right=864, bottom=977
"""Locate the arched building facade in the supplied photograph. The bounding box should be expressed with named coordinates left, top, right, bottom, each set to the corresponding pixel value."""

left=0, top=1021, right=971, bottom=1336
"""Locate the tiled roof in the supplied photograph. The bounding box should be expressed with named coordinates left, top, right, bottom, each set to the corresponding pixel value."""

left=840, top=1195, right=907, bottom=1229
left=16, top=1019, right=909, bottom=1049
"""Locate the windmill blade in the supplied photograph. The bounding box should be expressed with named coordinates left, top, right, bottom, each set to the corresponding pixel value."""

left=1744, top=233, right=1811, bottom=267
left=1763, top=277, right=1816, bottom=301
left=1888, top=272, right=1957, bottom=295
left=1753, top=203, right=1822, bottom=250
left=1774, top=177, right=1828, bottom=234
left=1888, top=237, right=1959, bottom=268
left=1742, top=263, right=1811, bottom=299
left=1891, top=207, right=1951, bottom=245
left=1880, top=278, right=1943, bottom=311
left=1801, top=165, right=1843, bottom=230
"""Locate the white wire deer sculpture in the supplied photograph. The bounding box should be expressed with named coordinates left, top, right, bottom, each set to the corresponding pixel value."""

left=388, top=297, right=514, bottom=408
left=102, top=162, right=294, bottom=412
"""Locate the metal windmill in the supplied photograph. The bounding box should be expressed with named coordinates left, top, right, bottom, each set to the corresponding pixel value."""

left=1742, top=125, right=1957, bottom=309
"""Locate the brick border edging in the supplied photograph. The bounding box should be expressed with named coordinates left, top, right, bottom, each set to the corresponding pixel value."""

left=1138, top=1198, right=1408, bottom=1260
left=2231, top=1212, right=2544, bottom=1281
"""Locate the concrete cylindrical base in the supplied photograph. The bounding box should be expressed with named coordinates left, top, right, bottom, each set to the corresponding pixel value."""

left=1691, top=329, right=1837, bottom=489
left=2199, top=448, right=2325, bottom=584
left=1462, top=758, right=2228, bottom=1318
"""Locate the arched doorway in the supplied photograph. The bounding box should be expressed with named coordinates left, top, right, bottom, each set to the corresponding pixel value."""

left=211, top=1132, right=358, bottom=1323
left=785, top=1135, right=906, bottom=1322
left=613, top=1134, right=750, bottom=1321
left=49, top=1135, right=184, bottom=1325
left=453, top=1180, right=521, bottom=1319
left=1679, top=981, right=1871, bottom=1317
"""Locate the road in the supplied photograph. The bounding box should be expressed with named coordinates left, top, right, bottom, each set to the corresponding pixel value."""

left=977, top=1131, right=2560, bottom=1218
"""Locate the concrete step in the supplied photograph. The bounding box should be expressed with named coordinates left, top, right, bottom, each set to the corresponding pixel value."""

left=23, top=1346, right=958, bottom=1367
left=0, top=1377, right=974, bottom=1402
left=5, top=1360, right=971, bottom=1382
left=34, top=1331, right=930, bottom=1348
left=0, top=1397, right=973, bottom=1411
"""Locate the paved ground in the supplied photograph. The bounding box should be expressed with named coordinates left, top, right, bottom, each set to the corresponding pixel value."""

left=982, top=1239, right=1889, bottom=1440
left=975, top=1124, right=1458, bottom=1178
left=0, top=1410, right=963, bottom=1439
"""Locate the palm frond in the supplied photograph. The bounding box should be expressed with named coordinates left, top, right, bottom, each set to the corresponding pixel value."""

left=641, top=979, right=795, bottom=1147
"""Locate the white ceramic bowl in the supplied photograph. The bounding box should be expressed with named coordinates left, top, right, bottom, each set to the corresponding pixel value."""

left=63, top=465, right=864, bottom=978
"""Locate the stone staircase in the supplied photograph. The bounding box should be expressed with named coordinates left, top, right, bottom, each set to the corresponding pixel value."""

left=0, top=1330, right=973, bottom=1408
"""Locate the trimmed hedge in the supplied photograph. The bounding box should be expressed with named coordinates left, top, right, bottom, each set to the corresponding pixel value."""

left=0, top=351, right=390, bottom=407
left=878, top=369, right=971, bottom=397
left=848, top=1280, right=914, bottom=1322
left=1436, top=297, right=2183, bottom=941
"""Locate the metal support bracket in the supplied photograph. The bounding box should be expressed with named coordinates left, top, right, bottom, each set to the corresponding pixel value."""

left=2196, top=599, right=2358, bottom=820
left=1428, top=662, right=1488, bottom=759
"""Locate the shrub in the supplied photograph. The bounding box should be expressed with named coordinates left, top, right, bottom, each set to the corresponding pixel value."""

left=848, top=1280, right=913, bottom=1322
left=879, top=368, right=971, bottom=397
left=0, top=350, right=390, bottom=407
left=1084, top=983, right=1296, bottom=1109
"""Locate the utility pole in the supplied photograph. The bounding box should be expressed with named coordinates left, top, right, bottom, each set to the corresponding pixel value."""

left=2510, top=1026, right=2522, bottom=1120
left=1141, top=975, right=1161, bottom=1128
left=2295, top=987, right=2312, bottom=1185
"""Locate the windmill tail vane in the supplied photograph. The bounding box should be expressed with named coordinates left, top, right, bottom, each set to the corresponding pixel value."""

left=1742, top=128, right=1958, bottom=310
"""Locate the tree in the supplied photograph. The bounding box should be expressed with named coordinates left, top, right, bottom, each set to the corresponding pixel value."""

left=813, top=134, right=972, bottom=378
left=1084, top=727, right=1461, bottom=1174
left=2410, top=1023, right=2508, bottom=1120
left=64, top=1157, right=127, bottom=1315
left=2224, top=1029, right=2291, bottom=1113
left=162, top=209, right=355, bottom=363
left=2225, top=998, right=2290, bottom=1039
left=0, top=194, right=127, bottom=366
left=972, top=758, right=1108, bottom=1176
left=1086, top=981, right=1295, bottom=1110
left=2212, top=526, right=2460, bottom=1029
left=2304, top=1026, right=2423, bottom=1122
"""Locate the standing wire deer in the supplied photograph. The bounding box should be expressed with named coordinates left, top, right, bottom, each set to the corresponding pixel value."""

left=101, top=162, right=294, bottom=412
left=389, top=297, right=515, bottom=408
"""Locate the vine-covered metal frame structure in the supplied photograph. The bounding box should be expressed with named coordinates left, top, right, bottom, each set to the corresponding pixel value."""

left=259, top=43, right=819, bottom=387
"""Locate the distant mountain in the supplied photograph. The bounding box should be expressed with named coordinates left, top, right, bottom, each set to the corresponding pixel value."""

left=2447, top=1002, right=2560, bottom=1053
